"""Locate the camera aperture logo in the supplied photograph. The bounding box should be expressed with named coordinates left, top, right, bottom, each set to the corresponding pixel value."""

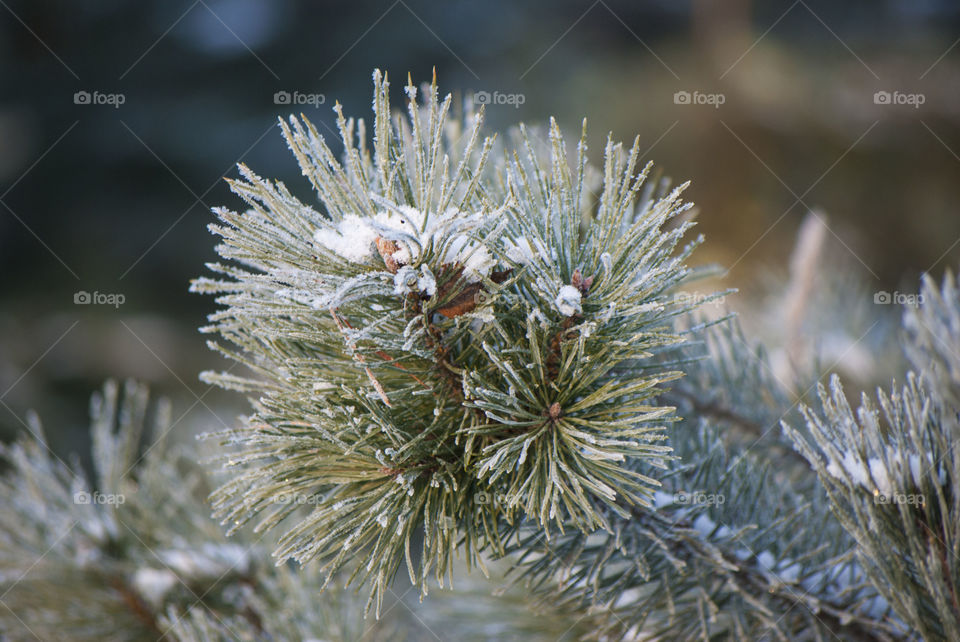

left=274, top=90, right=325, bottom=107
left=473, top=90, right=525, bottom=108
left=74, top=490, right=125, bottom=505
left=673, top=90, right=725, bottom=109
left=873, top=90, right=924, bottom=108
left=74, top=290, right=125, bottom=308
left=74, top=90, right=125, bottom=109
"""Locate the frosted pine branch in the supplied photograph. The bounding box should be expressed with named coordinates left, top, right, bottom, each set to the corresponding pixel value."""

left=192, top=69, right=706, bottom=614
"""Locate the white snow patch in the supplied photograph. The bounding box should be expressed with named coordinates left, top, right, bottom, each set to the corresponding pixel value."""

left=504, top=236, right=539, bottom=264
left=757, top=550, right=776, bottom=572
left=313, top=214, right=381, bottom=263
left=393, top=266, right=419, bottom=295
left=826, top=449, right=945, bottom=496
left=826, top=451, right=870, bottom=490
left=555, top=285, right=582, bottom=316
left=315, top=206, right=500, bottom=283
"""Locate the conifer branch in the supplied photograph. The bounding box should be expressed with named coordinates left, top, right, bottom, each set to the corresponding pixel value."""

left=785, top=272, right=960, bottom=640
left=192, top=69, right=704, bottom=614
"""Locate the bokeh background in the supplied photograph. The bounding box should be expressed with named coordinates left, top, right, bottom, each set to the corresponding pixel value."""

left=1, top=0, right=959, bottom=456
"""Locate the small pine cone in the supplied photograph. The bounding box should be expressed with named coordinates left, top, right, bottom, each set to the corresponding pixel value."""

left=376, top=237, right=400, bottom=274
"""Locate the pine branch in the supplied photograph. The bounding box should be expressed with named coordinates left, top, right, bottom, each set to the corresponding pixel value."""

left=660, top=316, right=803, bottom=466
left=496, top=320, right=905, bottom=640
left=0, top=381, right=380, bottom=641
left=903, top=270, right=960, bottom=411
left=786, top=369, right=960, bottom=641
left=192, top=69, right=707, bottom=615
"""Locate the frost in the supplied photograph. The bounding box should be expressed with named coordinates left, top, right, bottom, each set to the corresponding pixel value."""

left=315, top=204, right=500, bottom=284
left=275, top=288, right=325, bottom=309
left=777, top=560, right=802, bottom=584
left=461, top=244, right=496, bottom=282
left=599, top=252, right=613, bottom=274
left=418, top=265, right=437, bottom=296
left=517, top=437, right=534, bottom=468
left=313, top=207, right=423, bottom=265
left=757, top=551, right=776, bottom=572
left=555, top=285, right=583, bottom=316
left=693, top=513, right=715, bottom=537
left=394, top=266, right=419, bottom=295
left=159, top=543, right=250, bottom=578
left=313, top=214, right=381, bottom=263
left=472, top=306, right=495, bottom=324
left=653, top=491, right=675, bottom=508
left=439, top=232, right=495, bottom=282
left=867, top=457, right=893, bottom=496
left=826, top=449, right=944, bottom=496
left=598, top=302, right=616, bottom=323
left=133, top=568, right=178, bottom=606
left=528, top=307, right=550, bottom=328
left=826, top=451, right=869, bottom=489
left=505, top=236, right=534, bottom=264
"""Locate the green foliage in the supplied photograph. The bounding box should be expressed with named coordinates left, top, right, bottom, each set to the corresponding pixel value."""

left=0, top=381, right=377, bottom=641
left=904, top=271, right=960, bottom=410
left=0, top=381, right=582, bottom=641
left=192, top=69, right=701, bottom=614
left=787, top=272, right=960, bottom=641
left=500, top=319, right=904, bottom=640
